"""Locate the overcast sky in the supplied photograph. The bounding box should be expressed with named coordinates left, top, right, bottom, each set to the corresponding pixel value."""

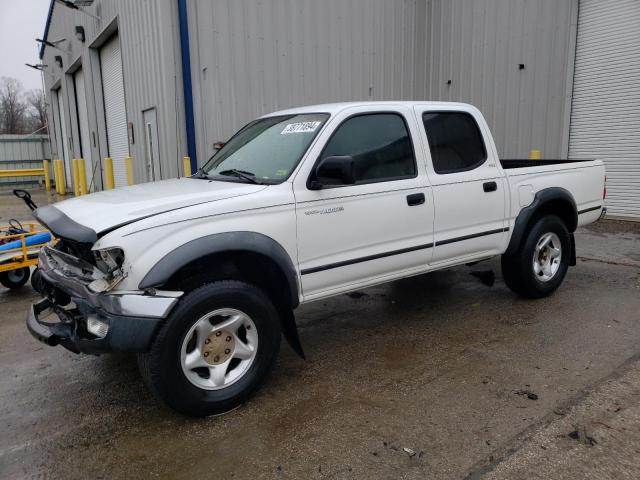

left=0, top=0, right=52, bottom=91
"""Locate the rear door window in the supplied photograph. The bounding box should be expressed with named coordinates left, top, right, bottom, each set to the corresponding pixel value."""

left=422, top=112, right=487, bottom=174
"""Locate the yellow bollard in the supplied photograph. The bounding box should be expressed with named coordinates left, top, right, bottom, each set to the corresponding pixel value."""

left=72, top=159, right=81, bottom=196
left=183, top=156, right=192, bottom=177
left=52, top=159, right=60, bottom=193
left=125, top=156, right=134, bottom=185
left=43, top=160, right=51, bottom=192
left=54, top=159, right=65, bottom=195
left=58, top=160, right=66, bottom=194
left=529, top=149, right=541, bottom=160
left=78, top=158, right=88, bottom=195
left=104, top=157, right=115, bottom=189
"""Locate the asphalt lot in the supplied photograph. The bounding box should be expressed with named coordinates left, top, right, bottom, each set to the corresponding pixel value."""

left=1, top=191, right=640, bottom=479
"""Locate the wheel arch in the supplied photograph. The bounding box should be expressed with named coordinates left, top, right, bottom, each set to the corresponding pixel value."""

left=139, top=232, right=299, bottom=308
left=505, top=187, right=578, bottom=256
left=138, top=232, right=304, bottom=358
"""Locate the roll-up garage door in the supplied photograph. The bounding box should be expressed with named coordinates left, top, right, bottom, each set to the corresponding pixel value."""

left=568, top=0, right=640, bottom=219
left=100, top=35, right=129, bottom=187
left=73, top=68, right=93, bottom=191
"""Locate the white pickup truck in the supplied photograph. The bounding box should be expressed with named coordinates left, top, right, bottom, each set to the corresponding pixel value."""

left=27, top=102, right=606, bottom=416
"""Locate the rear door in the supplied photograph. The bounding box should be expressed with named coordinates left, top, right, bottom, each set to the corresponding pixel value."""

left=413, top=106, right=508, bottom=263
left=293, top=105, right=434, bottom=299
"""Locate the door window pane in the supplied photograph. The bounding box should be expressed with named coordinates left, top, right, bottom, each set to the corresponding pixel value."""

left=320, top=113, right=416, bottom=184
left=422, top=112, right=487, bottom=174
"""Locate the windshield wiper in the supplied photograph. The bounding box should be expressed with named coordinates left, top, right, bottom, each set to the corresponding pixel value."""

left=218, top=169, right=263, bottom=184
left=192, top=168, right=209, bottom=179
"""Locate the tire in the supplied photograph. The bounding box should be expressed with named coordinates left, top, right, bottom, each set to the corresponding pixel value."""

left=138, top=280, right=281, bottom=417
left=0, top=267, right=30, bottom=289
left=501, top=215, right=570, bottom=298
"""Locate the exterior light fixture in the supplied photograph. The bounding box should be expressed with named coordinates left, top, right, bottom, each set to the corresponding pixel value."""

left=75, top=26, right=85, bottom=43
left=25, top=63, right=48, bottom=71
left=55, top=0, right=101, bottom=21
left=55, top=56, right=63, bottom=68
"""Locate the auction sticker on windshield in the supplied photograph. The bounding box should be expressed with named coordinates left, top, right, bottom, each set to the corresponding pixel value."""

left=281, top=121, right=321, bottom=134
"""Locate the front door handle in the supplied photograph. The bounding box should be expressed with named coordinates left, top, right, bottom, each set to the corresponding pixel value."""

left=407, top=193, right=425, bottom=206
left=483, top=181, right=497, bottom=192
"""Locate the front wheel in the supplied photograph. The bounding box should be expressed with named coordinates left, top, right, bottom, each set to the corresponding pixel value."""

left=0, top=267, right=30, bottom=289
left=138, top=280, right=282, bottom=416
left=501, top=215, right=570, bottom=298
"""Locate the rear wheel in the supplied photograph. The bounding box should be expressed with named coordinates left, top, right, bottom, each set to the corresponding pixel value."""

left=138, top=280, right=281, bottom=416
left=0, top=267, right=30, bottom=289
left=501, top=215, right=570, bottom=298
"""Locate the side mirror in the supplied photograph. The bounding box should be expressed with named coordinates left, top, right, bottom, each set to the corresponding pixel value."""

left=213, top=141, right=226, bottom=151
left=310, top=155, right=356, bottom=190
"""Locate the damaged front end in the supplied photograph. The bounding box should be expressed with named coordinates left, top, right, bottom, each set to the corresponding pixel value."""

left=27, top=206, right=182, bottom=355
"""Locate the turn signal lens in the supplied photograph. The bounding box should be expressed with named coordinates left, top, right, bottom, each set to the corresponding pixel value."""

left=87, top=316, right=109, bottom=338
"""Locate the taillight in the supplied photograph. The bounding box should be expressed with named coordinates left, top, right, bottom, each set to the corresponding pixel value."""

left=603, top=176, right=607, bottom=200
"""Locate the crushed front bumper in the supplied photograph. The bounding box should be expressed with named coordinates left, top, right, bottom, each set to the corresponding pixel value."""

left=27, top=297, right=164, bottom=354
left=26, top=246, right=182, bottom=354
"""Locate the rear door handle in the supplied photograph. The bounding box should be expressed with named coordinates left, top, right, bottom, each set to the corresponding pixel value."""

left=407, top=193, right=425, bottom=206
left=483, top=181, right=497, bottom=192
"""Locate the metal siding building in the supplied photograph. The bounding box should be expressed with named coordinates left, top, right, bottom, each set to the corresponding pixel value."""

left=42, top=0, right=186, bottom=191
left=568, top=0, right=640, bottom=220
left=415, top=0, right=577, bottom=159
left=0, top=135, right=51, bottom=189
left=41, top=0, right=639, bottom=218
left=187, top=0, right=420, bottom=164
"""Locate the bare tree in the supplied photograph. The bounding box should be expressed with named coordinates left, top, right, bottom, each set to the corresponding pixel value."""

left=0, top=77, right=28, bottom=134
left=26, top=88, right=48, bottom=134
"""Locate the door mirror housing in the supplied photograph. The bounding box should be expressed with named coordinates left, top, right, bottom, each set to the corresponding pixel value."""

left=309, top=155, right=356, bottom=190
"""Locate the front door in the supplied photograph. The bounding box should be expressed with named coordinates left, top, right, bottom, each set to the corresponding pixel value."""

left=143, top=108, right=161, bottom=181
left=413, top=106, right=507, bottom=263
left=293, top=105, right=435, bottom=300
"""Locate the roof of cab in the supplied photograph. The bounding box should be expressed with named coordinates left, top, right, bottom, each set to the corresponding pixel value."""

left=264, top=101, right=477, bottom=117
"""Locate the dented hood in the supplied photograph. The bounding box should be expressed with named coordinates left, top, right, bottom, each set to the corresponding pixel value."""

left=35, top=178, right=266, bottom=241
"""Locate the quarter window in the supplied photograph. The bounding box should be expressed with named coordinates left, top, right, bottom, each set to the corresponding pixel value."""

left=422, top=112, right=487, bottom=174
left=319, top=113, right=416, bottom=185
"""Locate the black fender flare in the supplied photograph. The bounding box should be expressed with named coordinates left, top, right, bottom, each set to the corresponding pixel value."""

left=139, top=231, right=300, bottom=308
left=505, top=187, right=578, bottom=257
left=139, top=231, right=305, bottom=358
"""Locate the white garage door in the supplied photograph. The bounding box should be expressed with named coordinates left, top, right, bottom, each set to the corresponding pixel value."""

left=568, top=0, right=640, bottom=219
left=73, top=68, right=94, bottom=191
left=100, top=35, right=129, bottom=187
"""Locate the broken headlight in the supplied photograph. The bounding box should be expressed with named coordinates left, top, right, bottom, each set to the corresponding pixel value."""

left=88, top=247, right=126, bottom=293
left=93, top=247, right=125, bottom=275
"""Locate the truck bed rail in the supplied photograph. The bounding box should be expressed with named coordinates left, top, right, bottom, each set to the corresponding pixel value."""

left=500, top=159, right=594, bottom=169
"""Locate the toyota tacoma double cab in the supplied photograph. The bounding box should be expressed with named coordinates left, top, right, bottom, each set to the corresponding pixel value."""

left=26, top=102, right=606, bottom=416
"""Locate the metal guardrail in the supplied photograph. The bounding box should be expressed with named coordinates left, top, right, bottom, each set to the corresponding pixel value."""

left=0, top=168, right=46, bottom=178
left=0, top=161, right=50, bottom=191
left=0, top=159, right=51, bottom=189
left=1, top=154, right=189, bottom=194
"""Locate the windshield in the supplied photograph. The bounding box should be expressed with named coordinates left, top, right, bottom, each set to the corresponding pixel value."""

left=202, top=113, right=329, bottom=184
